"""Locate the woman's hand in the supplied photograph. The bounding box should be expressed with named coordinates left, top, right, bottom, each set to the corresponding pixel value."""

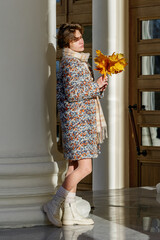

left=100, top=83, right=108, bottom=92
left=97, top=75, right=108, bottom=91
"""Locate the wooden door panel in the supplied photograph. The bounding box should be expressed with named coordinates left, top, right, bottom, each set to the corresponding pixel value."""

left=137, top=115, right=160, bottom=124
left=129, top=0, right=160, bottom=187
left=68, top=0, right=92, bottom=24
left=56, top=0, right=67, bottom=25
left=130, top=0, right=160, bottom=8
left=139, top=161, right=160, bottom=186
left=138, top=79, right=160, bottom=88
left=137, top=44, right=160, bottom=53
left=140, top=148, right=160, bottom=158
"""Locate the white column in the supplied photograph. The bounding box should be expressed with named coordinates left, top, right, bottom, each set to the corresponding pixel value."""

left=92, top=0, right=129, bottom=190
left=0, top=0, right=58, bottom=228
left=47, top=0, right=67, bottom=186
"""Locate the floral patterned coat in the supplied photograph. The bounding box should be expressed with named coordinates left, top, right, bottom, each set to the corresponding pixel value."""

left=57, top=55, right=103, bottom=160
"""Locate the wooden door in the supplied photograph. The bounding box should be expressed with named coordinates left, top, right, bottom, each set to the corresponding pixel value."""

left=129, top=0, right=160, bottom=187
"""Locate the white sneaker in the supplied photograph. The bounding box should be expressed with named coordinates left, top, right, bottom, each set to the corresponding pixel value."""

left=75, top=196, right=91, bottom=217
left=62, top=201, right=94, bottom=226
left=43, top=196, right=64, bottom=227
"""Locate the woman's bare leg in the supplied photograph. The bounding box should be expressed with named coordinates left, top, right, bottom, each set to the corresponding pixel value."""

left=62, top=158, right=94, bottom=225
left=43, top=158, right=93, bottom=227
left=65, top=160, right=78, bottom=193
left=62, top=158, right=92, bottom=191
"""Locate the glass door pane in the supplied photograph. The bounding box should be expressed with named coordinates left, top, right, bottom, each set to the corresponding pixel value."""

left=141, top=56, right=160, bottom=75
left=141, top=91, right=160, bottom=111
left=141, top=127, right=160, bottom=146
left=141, top=19, right=160, bottom=40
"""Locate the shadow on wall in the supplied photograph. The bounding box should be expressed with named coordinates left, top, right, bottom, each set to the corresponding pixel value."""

left=45, top=43, right=67, bottom=185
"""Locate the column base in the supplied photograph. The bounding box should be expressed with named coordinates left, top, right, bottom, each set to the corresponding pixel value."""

left=0, top=156, right=58, bottom=228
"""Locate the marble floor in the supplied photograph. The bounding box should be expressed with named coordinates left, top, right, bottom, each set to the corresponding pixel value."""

left=0, top=187, right=160, bottom=240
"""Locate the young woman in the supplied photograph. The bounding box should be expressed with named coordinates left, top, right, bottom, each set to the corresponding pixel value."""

left=43, top=23, right=108, bottom=227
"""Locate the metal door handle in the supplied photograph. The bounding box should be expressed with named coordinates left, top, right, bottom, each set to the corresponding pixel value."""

left=128, top=105, right=147, bottom=156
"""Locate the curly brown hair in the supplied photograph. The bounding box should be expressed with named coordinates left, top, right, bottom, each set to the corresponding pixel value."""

left=57, top=23, right=83, bottom=49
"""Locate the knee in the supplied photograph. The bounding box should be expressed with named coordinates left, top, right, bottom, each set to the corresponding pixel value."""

left=66, top=160, right=78, bottom=177
left=66, top=168, right=73, bottom=177
left=78, top=158, right=92, bottom=177
left=83, top=165, right=92, bottom=177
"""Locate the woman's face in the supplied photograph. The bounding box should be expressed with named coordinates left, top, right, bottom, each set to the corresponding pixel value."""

left=69, top=30, right=84, bottom=52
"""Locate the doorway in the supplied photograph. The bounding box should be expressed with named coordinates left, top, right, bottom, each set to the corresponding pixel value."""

left=129, top=0, right=160, bottom=187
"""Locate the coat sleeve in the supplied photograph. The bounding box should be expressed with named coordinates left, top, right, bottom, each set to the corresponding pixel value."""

left=63, top=62, right=102, bottom=102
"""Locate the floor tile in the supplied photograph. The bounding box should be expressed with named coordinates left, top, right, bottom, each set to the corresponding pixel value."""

left=0, top=188, right=160, bottom=240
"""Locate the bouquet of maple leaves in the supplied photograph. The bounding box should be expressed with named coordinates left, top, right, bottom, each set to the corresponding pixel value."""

left=94, top=50, right=128, bottom=76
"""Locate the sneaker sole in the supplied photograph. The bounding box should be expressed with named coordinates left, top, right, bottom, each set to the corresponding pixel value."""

left=62, top=219, right=94, bottom=226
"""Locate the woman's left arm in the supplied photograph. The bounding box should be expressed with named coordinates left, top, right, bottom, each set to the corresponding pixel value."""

left=63, top=62, right=102, bottom=102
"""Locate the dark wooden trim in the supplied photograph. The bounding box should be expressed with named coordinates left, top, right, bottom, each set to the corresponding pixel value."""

left=130, top=0, right=160, bottom=8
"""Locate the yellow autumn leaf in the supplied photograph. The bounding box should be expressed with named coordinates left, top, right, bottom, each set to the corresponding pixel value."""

left=115, top=62, right=125, bottom=71
left=94, top=50, right=128, bottom=76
